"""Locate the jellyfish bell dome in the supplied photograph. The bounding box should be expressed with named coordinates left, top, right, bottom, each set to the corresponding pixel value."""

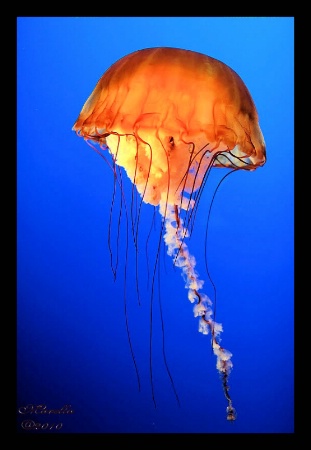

left=73, top=47, right=266, bottom=207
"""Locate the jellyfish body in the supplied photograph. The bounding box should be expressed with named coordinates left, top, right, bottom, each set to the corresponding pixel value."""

left=73, top=47, right=266, bottom=420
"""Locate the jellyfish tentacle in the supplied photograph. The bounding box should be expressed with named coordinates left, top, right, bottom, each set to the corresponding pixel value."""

left=160, top=201, right=236, bottom=419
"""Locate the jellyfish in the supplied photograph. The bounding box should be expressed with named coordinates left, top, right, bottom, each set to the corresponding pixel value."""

left=72, top=47, right=266, bottom=421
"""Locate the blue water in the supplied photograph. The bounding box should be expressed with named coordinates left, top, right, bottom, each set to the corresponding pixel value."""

left=17, top=17, right=294, bottom=434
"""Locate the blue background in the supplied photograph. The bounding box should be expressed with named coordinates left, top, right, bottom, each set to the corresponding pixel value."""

left=17, top=17, right=294, bottom=434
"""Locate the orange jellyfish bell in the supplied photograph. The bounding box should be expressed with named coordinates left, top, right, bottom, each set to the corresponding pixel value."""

left=73, top=47, right=266, bottom=421
left=73, top=47, right=265, bottom=208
